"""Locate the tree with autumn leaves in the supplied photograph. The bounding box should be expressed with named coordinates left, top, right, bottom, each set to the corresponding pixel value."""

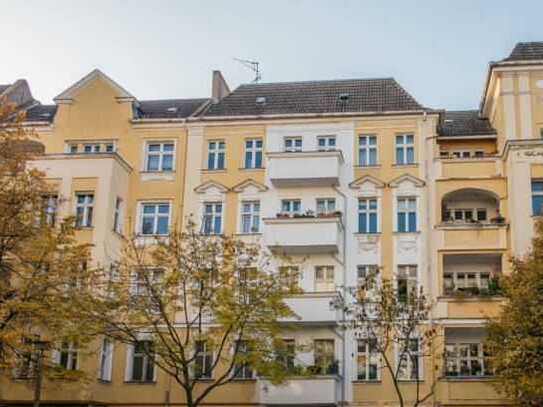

left=486, top=218, right=543, bottom=406
left=0, top=97, right=93, bottom=387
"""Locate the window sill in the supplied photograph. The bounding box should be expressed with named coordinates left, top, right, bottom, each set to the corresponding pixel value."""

left=438, top=295, right=504, bottom=302
left=354, top=164, right=381, bottom=169
left=353, top=232, right=381, bottom=236
left=123, top=380, right=157, bottom=385
left=392, top=163, right=419, bottom=168
left=441, top=376, right=494, bottom=382
left=352, top=379, right=381, bottom=384
left=140, top=171, right=175, bottom=181
left=231, top=378, right=257, bottom=382
left=97, top=379, right=112, bottom=384
left=238, top=167, right=265, bottom=171
left=194, top=378, right=214, bottom=382
left=393, top=231, right=420, bottom=235
left=201, top=168, right=227, bottom=173
left=235, top=232, right=262, bottom=236
left=75, top=226, right=94, bottom=231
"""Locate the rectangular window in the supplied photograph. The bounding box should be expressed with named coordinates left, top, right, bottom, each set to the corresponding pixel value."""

left=444, top=208, right=487, bottom=223
left=41, top=194, right=58, bottom=226
left=58, top=341, right=78, bottom=371
left=315, top=266, right=335, bottom=292
left=68, top=143, right=78, bottom=154
left=357, top=338, right=379, bottom=381
left=281, top=199, right=301, bottom=216
left=357, top=265, right=379, bottom=290
left=443, top=271, right=498, bottom=296
left=14, top=338, right=35, bottom=379
left=146, top=142, right=174, bottom=172
left=359, top=135, right=377, bottom=166
left=445, top=342, right=492, bottom=377
left=316, top=198, right=336, bottom=215
left=113, top=197, right=123, bottom=234
left=397, top=265, right=417, bottom=302
left=284, top=137, right=302, bottom=152
left=75, top=193, right=94, bottom=228
left=244, top=139, right=263, bottom=169
left=131, top=340, right=155, bottom=382
left=532, top=181, right=543, bottom=216
left=397, top=197, right=417, bottom=232
left=207, top=141, right=225, bottom=170
left=140, top=203, right=170, bottom=236
left=202, top=203, right=222, bottom=235
left=277, top=339, right=296, bottom=370
left=98, top=338, right=113, bottom=381
left=397, top=338, right=420, bottom=380
left=317, top=135, right=336, bottom=151
left=194, top=340, right=213, bottom=379
left=395, top=134, right=415, bottom=165
left=84, top=143, right=101, bottom=154
left=132, top=268, right=164, bottom=297
left=240, top=201, right=260, bottom=234
left=233, top=341, right=253, bottom=379
left=358, top=198, right=378, bottom=233
left=314, top=339, right=335, bottom=375
left=278, top=266, right=300, bottom=291
left=105, top=142, right=115, bottom=153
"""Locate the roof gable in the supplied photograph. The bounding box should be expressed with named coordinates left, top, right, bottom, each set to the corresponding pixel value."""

left=349, top=175, right=385, bottom=189
left=388, top=174, right=425, bottom=188
left=231, top=179, right=268, bottom=193
left=54, top=69, right=135, bottom=103
left=194, top=180, right=229, bottom=194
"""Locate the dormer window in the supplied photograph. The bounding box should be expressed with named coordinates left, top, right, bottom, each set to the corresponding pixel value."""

left=65, top=141, right=116, bottom=155
left=338, top=93, right=350, bottom=102
left=256, top=96, right=266, bottom=105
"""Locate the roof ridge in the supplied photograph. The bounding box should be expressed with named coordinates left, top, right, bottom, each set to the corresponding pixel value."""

left=237, top=77, right=396, bottom=87
left=138, top=97, right=209, bottom=103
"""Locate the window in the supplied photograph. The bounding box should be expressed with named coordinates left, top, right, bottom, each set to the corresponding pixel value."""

left=281, top=199, right=301, bottom=216
left=397, top=197, right=417, bottom=232
left=98, top=338, right=113, bottom=381
left=113, top=197, right=123, bottom=234
left=58, top=341, right=78, bottom=371
left=140, top=203, right=170, bottom=236
left=284, top=137, right=302, bottom=152
left=68, top=143, right=78, bottom=154
left=540, top=128, right=543, bottom=139
left=315, top=266, right=335, bottom=292
left=41, top=195, right=58, bottom=226
left=278, top=266, right=300, bottom=291
left=84, top=143, right=101, bottom=154
left=357, top=338, right=379, bottom=381
left=395, top=134, right=415, bottom=165
left=445, top=342, right=492, bottom=377
left=207, top=141, right=225, bottom=170
left=317, top=136, right=336, bottom=151
left=75, top=193, right=94, bottom=228
left=202, top=203, right=222, bottom=235
left=314, top=339, right=335, bottom=375
left=397, top=265, right=417, bottom=302
left=443, top=271, right=498, bottom=296
left=233, top=341, right=253, bottom=379
left=244, top=139, right=263, bottom=169
left=532, top=181, right=543, bottom=215
left=359, top=135, right=377, bottom=166
left=14, top=338, right=35, bottom=378
left=132, top=268, right=164, bottom=297
left=145, top=142, right=174, bottom=172
left=130, top=340, right=155, bottom=382
left=357, top=265, right=379, bottom=291
left=358, top=198, right=378, bottom=233
left=397, top=338, right=420, bottom=380
left=240, top=201, right=260, bottom=234
left=316, top=198, right=336, bottom=215
left=194, top=340, right=213, bottom=379
left=443, top=208, right=487, bottom=222
left=105, top=143, right=115, bottom=153
left=277, top=339, right=295, bottom=370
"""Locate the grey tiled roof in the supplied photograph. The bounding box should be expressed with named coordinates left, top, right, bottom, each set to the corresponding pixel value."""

left=24, top=104, right=58, bottom=122
left=135, top=98, right=209, bottom=119
left=439, top=110, right=496, bottom=138
left=204, top=78, right=424, bottom=117
left=502, top=42, right=543, bottom=62
left=0, top=84, right=10, bottom=95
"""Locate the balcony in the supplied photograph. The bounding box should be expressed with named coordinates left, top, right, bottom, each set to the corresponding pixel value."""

left=437, top=155, right=499, bottom=179
left=267, top=150, right=343, bottom=187
left=258, top=376, right=340, bottom=405
left=263, top=215, right=342, bottom=254
left=282, top=293, right=340, bottom=325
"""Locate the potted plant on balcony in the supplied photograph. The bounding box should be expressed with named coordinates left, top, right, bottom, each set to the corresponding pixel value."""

left=276, top=212, right=290, bottom=219
left=491, top=210, right=506, bottom=225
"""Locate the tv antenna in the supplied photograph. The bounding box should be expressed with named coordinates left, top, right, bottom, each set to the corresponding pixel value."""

left=234, top=58, right=261, bottom=83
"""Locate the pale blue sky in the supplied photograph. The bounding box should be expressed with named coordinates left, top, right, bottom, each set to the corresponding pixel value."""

left=1, top=1, right=541, bottom=110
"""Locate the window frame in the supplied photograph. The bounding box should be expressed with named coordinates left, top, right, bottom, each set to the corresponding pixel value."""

left=397, top=197, right=417, bottom=232
left=194, top=340, right=214, bottom=379
left=280, top=199, right=301, bottom=216
left=202, top=202, right=223, bottom=235
left=358, top=198, right=378, bottom=233
left=317, top=135, right=337, bottom=151
left=531, top=180, right=543, bottom=216
left=313, top=339, right=335, bottom=375
left=396, top=338, right=422, bottom=381
left=207, top=140, right=226, bottom=170
left=316, top=198, right=336, bottom=215
left=98, top=338, right=114, bottom=382
left=240, top=200, right=260, bottom=234
left=113, top=197, right=123, bottom=234
left=445, top=342, right=491, bottom=378
left=357, top=338, right=380, bottom=381
left=57, top=341, right=79, bottom=371
left=232, top=340, right=254, bottom=379
left=358, top=135, right=378, bottom=166
left=395, top=134, right=415, bottom=165
left=75, top=192, right=94, bottom=228
left=244, top=138, right=263, bottom=169
left=144, top=141, right=175, bottom=172
left=397, top=265, right=418, bottom=303
left=129, top=340, right=155, bottom=382
left=138, top=202, right=171, bottom=236
left=314, top=266, right=335, bottom=292
left=284, top=137, right=303, bottom=152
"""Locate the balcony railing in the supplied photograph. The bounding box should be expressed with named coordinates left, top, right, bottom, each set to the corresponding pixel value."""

left=258, top=372, right=340, bottom=405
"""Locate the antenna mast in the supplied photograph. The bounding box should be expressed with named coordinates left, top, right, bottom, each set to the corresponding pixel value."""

left=234, top=58, right=261, bottom=83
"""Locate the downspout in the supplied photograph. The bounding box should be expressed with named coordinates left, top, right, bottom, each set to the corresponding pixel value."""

left=333, top=184, right=347, bottom=406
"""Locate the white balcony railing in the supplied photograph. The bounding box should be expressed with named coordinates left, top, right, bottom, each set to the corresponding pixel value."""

left=282, top=292, right=340, bottom=325
left=263, top=215, right=343, bottom=254
left=267, top=150, right=343, bottom=187
left=258, top=376, right=340, bottom=405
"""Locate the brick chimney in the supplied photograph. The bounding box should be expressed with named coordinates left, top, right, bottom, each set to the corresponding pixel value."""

left=211, top=70, right=230, bottom=104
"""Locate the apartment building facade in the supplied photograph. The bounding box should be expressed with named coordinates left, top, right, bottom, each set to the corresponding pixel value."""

left=2, top=41, right=543, bottom=406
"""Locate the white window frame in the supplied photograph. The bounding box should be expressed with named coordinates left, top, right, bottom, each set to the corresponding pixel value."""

left=313, top=339, right=335, bottom=375
left=113, top=197, right=123, bottom=234
left=281, top=199, right=301, bottom=216
left=207, top=140, right=226, bottom=170
left=56, top=341, right=79, bottom=371
left=397, top=197, right=417, bottom=232
left=316, top=198, right=336, bottom=215
left=358, top=135, right=378, bottom=166
left=445, top=342, right=490, bottom=378
left=317, top=135, right=336, bottom=151
left=202, top=202, right=223, bottom=235
left=98, top=338, right=114, bottom=382
left=232, top=340, right=254, bottom=379
left=75, top=193, right=94, bottom=228
left=357, top=338, right=380, bottom=381
left=284, top=137, right=302, bottom=152
left=240, top=201, right=260, bottom=234
left=396, top=337, right=422, bottom=381
left=443, top=271, right=494, bottom=295
left=83, top=143, right=101, bottom=154
left=144, top=141, right=175, bottom=172
left=126, top=340, right=156, bottom=382
left=395, top=134, right=415, bottom=165
left=396, top=265, right=418, bottom=302
left=138, top=202, right=171, bottom=236
left=193, top=340, right=214, bottom=379
left=315, top=266, right=335, bottom=292
left=244, top=138, right=263, bottom=169
left=358, top=198, right=378, bottom=233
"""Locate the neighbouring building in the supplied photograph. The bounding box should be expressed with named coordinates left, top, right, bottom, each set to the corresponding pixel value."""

left=2, top=41, right=543, bottom=406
